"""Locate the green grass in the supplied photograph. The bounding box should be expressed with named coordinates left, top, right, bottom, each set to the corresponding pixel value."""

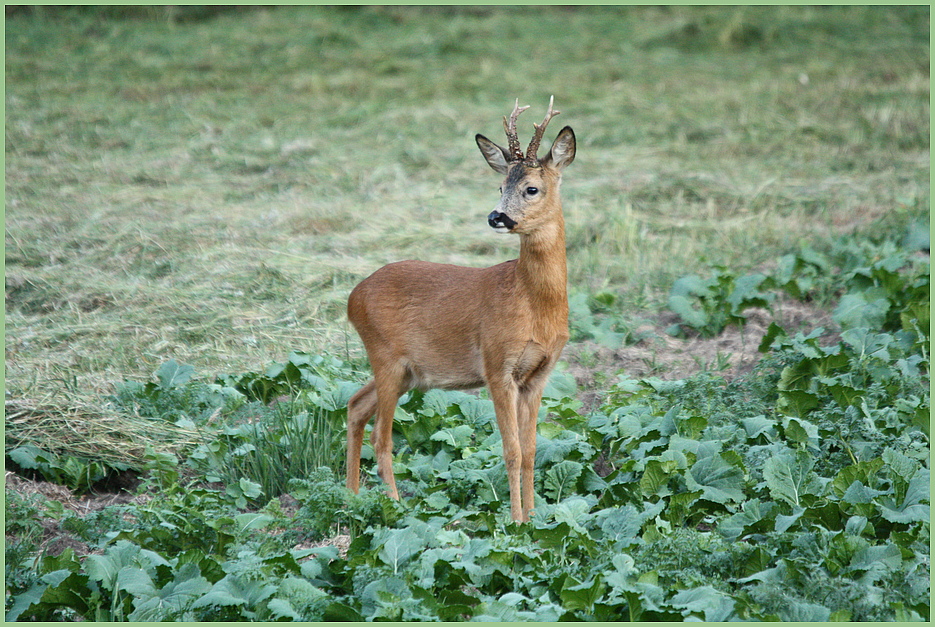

left=5, top=6, right=929, bottom=401
left=4, top=9, right=929, bottom=621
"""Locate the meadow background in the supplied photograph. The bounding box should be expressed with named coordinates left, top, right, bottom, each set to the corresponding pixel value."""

left=5, top=6, right=930, bottom=621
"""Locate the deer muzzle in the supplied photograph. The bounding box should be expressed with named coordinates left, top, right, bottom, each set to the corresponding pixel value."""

left=488, top=210, right=517, bottom=233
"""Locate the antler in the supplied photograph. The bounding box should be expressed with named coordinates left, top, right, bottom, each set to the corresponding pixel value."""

left=502, top=99, right=530, bottom=162
left=524, top=95, right=560, bottom=166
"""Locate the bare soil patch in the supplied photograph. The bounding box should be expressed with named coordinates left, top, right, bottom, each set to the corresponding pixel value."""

left=5, top=471, right=147, bottom=557
left=565, top=298, right=836, bottom=410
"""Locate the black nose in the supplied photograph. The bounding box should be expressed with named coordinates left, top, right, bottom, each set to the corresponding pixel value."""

left=488, top=211, right=517, bottom=230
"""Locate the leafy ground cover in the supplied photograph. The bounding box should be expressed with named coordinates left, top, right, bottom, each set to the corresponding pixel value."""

left=6, top=232, right=929, bottom=621
left=5, top=5, right=930, bottom=622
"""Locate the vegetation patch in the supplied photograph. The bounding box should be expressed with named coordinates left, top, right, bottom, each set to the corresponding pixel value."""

left=5, top=5, right=929, bottom=622
left=6, top=233, right=928, bottom=621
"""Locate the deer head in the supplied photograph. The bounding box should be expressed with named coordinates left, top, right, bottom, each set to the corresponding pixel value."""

left=475, top=96, right=576, bottom=234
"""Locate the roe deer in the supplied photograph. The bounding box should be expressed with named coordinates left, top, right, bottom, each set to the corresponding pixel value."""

left=346, top=96, right=575, bottom=522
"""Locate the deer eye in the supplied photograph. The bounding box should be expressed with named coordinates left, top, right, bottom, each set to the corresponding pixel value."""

left=526, top=187, right=539, bottom=196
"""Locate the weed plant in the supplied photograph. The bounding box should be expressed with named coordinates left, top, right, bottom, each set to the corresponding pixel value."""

left=4, top=491, right=47, bottom=597
left=191, top=400, right=347, bottom=499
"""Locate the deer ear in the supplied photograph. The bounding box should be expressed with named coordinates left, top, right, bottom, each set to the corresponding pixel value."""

left=476, top=134, right=511, bottom=175
left=541, top=126, right=575, bottom=171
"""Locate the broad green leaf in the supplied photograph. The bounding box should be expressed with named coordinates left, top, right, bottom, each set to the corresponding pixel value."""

left=832, top=458, right=885, bottom=497
left=781, top=599, right=831, bottom=622
left=116, top=566, right=156, bottom=597
left=128, top=564, right=212, bottom=621
left=670, top=274, right=713, bottom=298
left=621, top=580, right=669, bottom=621
left=6, top=569, right=92, bottom=621
left=7, top=445, right=42, bottom=469
left=544, top=460, right=584, bottom=502
left=544, top=368, right=578, bottom=399
left=823, top=380, right=865, bottom=409
left=457, top=397, right=495, bottom=427
left=580, top=464, right=609, bottom=493
left=675, top=414, right=707, bottom=440
left=423, top=490, right=451, bottom=511
left=472, top=599, right=525, bottom=622
left=728, top=273, right=772, bottom=312
left=668, top=293, right=708, bottom=328
left=551, top=496, right=592, bottom=534
left=741, top=415, right=776, bottom=440
left=762, top=451, right=818, bottom=507
left=430, top=424, right=474, bottom=449
left=269, top=577, right=328, bottom=619
left=758, top=321, right=787, bottom=352
left=238, top=477, right=263, bottom=499
left=847, top=543, right=902, bottom=583
left=591, top=317, right=629, bottom=350
left=6, top=582, right=51, bottom=622
left=671, top=585, right=735, bottom=621
left=667, top=489, right=703, bottom=525
left=559, top=575, right=605, bottom=612
left=777, top=389, right=820, bottom=417
left=605, top=553, right=639, bottom=594
left=610, top=411, right=644, bottom=440
left=536, top=431, right=586, bottom=465
left=686, top=451, right=745, bottom=504
left=6, top=583, right=47, bottom=622
left=233, top=512, right=275, bottom=532
left=414, top=547, right=460, bottom=588
left=85, top=541, right=150, bottom=590
left=156, top=359, right=195, bottom=390
left=845, top=515, right=869, bottom=536
left=359, top=576, right=412, bottom=618
left=267, top=598, right=300, bottom=621
left=882, top=447, right=921, bottom=481
left=640, top=459, right=676, bottom=498
left=840, top=327, right=893, bottom=360
left=842, top=481, right=887, bottom=504
left=719, top=498, right=777, bottom=541
left=323, top=601, right=364, bottom=622
left=420, top=388, right=457, bottom=416
left=599, top=505, right=642, bottom=544
left=774, top=505, right=806, bottom=533
left=781, top=416, right=819, bottom=444
left=833, top=292, right=889, bottom=330
left=878, top=469, right=929, bottom=524
left=190, top=574, right=276, bottom=610
left=375, top=527, right=424, bottom=575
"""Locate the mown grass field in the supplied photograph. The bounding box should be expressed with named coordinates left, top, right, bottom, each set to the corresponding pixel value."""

left=7, top=6, right=928, bottom=395
left=5, top=6, right=930, bottom=622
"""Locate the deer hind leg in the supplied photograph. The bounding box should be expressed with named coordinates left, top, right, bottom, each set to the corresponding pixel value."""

left=346, top=379, right=378, bottom=493
left=370, top=366, right=408, bottom=500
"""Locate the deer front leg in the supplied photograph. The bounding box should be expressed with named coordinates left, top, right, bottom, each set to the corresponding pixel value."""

left=487, top=375, right=524, bottom=522
left=518, top=385, right=545, bottom=521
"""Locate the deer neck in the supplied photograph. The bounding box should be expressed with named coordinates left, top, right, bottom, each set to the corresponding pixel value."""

left=516, top=212, right=568, bottom=309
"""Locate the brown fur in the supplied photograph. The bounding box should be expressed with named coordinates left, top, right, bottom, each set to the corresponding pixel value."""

left=346, top=105, right=576, bottom=522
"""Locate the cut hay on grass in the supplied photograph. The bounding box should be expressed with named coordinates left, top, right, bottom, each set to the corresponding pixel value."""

left=5, top=398, right=204, bottom=467
left=6, top=5, right=929, bottom=420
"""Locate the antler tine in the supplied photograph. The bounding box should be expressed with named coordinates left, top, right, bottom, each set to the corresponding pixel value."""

left=502, top=98, right=530, bottom=162
left=525, top=95, right=561, bottom=166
